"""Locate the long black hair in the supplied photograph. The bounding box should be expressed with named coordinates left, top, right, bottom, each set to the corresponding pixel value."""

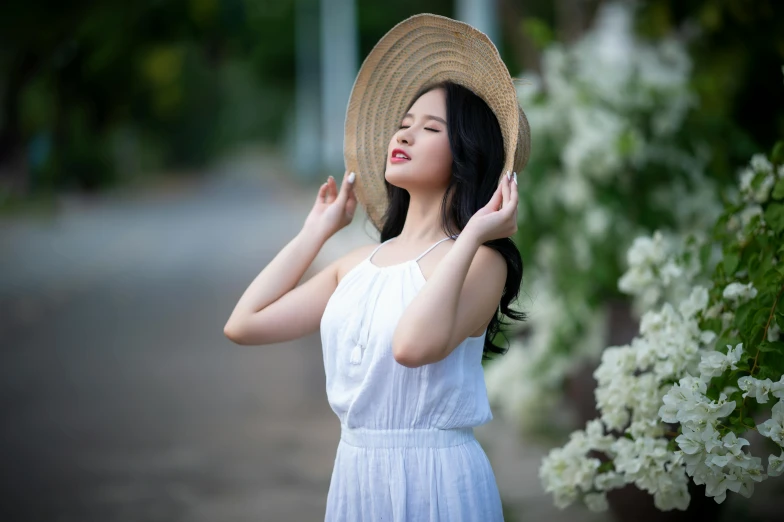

left=379, top=80, right=526, bottom=359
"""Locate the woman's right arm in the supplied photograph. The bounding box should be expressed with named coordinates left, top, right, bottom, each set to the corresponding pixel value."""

left=223, top=171, right=358, bottom=345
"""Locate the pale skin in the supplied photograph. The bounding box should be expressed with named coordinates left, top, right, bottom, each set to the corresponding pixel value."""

left=224, top=87, right=519, bottom=368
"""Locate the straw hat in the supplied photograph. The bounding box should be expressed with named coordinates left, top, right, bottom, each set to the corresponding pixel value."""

left=344, top=13, right=530, bottom=232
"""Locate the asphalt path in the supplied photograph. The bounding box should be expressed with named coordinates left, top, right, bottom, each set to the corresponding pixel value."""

left=0, top=154, right=343, bottom=521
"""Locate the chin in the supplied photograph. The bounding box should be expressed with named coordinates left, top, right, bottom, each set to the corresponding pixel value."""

left=384, top=164, right=406, bottom=181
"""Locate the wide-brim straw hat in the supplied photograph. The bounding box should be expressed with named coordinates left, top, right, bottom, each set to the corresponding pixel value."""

left=344, top=13, right=531, bottom=232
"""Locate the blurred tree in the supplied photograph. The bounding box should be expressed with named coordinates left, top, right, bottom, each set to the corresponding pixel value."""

left=1, top=0, right=472, bottom=199
left=498, top=0, right=604, bottom=75
left=636, top=0, right=784, bottom=183
left=356, top=0, right=453, bottom=59
left=0, top=0, right=294, bottom=195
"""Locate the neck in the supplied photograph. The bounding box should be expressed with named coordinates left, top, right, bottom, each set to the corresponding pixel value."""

left=396, top=189, right=457, bottom=244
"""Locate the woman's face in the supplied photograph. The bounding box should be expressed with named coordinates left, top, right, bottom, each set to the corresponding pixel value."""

left=384, top=88, right=452, bottom=191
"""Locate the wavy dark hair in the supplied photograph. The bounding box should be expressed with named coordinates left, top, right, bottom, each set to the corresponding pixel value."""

left=379, top=80, right=526, bottom=359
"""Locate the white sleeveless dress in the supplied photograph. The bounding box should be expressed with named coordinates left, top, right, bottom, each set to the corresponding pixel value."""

left=320, top=234, right=504, bottom=522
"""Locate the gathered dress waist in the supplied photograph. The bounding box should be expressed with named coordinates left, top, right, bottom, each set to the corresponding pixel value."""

left=340, top=425, right=476, bottom=449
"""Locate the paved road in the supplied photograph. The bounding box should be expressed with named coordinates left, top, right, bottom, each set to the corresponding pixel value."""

left=0, top=153, right=346, bottom=522
left=0, top=151, right=606, bottom=522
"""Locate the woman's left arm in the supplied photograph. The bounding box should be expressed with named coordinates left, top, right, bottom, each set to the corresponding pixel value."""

left=391, top=233, right=506, bottom=368
left=392, top=171, right=517, bottom=368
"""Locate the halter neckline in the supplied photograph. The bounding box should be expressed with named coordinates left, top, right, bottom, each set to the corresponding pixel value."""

left=367, top=234, right=459, bottom=268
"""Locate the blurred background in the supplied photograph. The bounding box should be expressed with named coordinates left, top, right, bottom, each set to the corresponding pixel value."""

left=1, top=0, right=783, bottom=521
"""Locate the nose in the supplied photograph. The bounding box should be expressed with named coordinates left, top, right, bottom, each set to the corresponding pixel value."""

left=396, top=127, right=413, bottom=145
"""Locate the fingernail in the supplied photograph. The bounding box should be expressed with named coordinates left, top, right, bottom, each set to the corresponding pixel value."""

left=506, top=171, right=511, bottom=180
left=513, top=172, right=518, bottom=185
left=348, top=172, right=355, bottom=184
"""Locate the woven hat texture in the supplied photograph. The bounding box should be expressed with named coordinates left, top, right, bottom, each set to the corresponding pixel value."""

left=344, top=13, right=530, bottom=232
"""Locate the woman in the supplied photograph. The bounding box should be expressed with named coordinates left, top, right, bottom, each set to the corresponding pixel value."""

left=224, top=14, right=530, bottom=522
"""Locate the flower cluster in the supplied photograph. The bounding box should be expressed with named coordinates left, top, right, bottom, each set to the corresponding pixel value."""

left=487, top=1, right=722, bottom=435
left=540, top=148, right=784, bottom=511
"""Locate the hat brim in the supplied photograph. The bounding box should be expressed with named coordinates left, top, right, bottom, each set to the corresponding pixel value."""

left=344, top=13, right=530, bottom=232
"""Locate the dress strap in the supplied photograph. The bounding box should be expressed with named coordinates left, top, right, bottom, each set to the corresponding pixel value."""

left=367, top=237, right=395, bottom=263
left=414, top=234, right=459, bottom=262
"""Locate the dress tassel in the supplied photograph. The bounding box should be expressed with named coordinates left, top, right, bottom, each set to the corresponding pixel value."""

left=349, top=344, right=363, bottom=365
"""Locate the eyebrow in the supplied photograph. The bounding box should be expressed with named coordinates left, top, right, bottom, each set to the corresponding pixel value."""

left=402, top=113, right=447, bottom=125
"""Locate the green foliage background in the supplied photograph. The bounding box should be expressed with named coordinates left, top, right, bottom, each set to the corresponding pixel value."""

left=1, top=0, right=782, bottom=199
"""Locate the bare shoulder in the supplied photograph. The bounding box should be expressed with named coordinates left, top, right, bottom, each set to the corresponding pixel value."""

left=335, top=243, right=378, bottom=283
left=475, top=244, right=507, bottom=274
left=417, top=240, right=506, bottom=282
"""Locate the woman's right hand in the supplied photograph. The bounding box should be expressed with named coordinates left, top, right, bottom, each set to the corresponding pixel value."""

left=302, top=170, right=358, bottom=241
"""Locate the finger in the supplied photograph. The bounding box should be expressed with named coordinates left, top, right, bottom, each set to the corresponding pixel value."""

left=505, top=172, right=518, bottom=215
left=325, top=176, right=337, bottom=203
left=317, top=181, right=329, bottom=203
left=336, top=171, right=354, bottom=204
left=345, top=192, right=357, bottom=218
left=488, top=182, right=503, bottom=211
left=501, top=171, right=511, bottom=209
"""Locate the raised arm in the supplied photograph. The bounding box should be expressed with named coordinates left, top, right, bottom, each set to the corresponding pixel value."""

left=223, top=171, right=357, bottom=345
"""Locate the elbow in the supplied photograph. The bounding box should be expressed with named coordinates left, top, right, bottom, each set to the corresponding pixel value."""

left=392, top=344, right=435, bottom=368
left=223, top=321, right=248, bottom=345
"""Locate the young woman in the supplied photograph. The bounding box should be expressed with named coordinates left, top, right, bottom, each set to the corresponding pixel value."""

left=224, top=14, right=530, bottom=522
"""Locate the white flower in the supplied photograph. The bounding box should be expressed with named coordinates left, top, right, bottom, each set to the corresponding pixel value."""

left=769, top=323, right=781, bottom=342
left=772, top=376, right=784, bottom=399
left=704, top=303, right=722, bottom=319
left=678, top=286, right=709, bottom=319
left=585, top=207, right=611, bottom=238
left=484, top=342, right=557, bottom=431
left=627, top=232, right=668, bottom=267
left=739, top=167, right=755, bottom=193
left=738, top=375, right=775, bottom=404
left=539, top=446, right=601, bottom=509
left=768, top=452, right=784, bottom=477
left=750, top=153, right=773, bottom=174
left=698, top=343, right=742, bottom=382
left=754, top=174, right=775, bottom=203
left=583, top=492, right=609, bottom=512
left=738, top=205, right=763, bottom=229
left=722, top=282, right=758, bottom=303
left=595, top=470, right=626, bottom=490
left=757, top=400, right=784, bottom=445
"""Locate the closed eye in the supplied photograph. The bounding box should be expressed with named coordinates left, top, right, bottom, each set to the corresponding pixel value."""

left=398, top=125, right=440, bottom=132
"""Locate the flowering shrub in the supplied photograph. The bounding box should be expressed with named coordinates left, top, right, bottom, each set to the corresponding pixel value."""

left=485, top=1, right=722, bottom=434
left=539, top=147, right=784, bottom=511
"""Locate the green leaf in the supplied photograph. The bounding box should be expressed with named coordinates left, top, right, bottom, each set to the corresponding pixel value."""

left=597, top=461, right=614, bottom=473
left=752, top=308, right=771, bottom=328
left=734, top=302, right=754, bottom=330
left=700, top=242, right=713, bottom=269
left=764, top=203, right=784, bottom=233
left=766, top=341, right=784, bottom=354
left=772, top=141, right=784, bottom=164
left=724, top=253, right=740, bottom=276
left=520, top=17, right=554, bottom=50
left=757, top=364, right=778, bottom=380
left=742, top=416, right=757, bottom=429
left=773, top=178, right=784, bottom=201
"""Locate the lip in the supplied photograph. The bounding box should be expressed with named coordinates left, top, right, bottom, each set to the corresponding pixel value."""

left=390, top=148, right=411, bottom=163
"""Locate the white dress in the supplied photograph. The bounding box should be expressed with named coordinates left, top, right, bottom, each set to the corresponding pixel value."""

left=320, top=234, right=504, bottom=522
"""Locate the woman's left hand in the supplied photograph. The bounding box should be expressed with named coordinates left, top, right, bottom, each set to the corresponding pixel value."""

left=463, top=171, right=518, bottom=245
